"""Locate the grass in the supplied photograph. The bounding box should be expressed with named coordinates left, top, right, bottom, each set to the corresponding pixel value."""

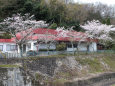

left=111, top=84, right=115, bottom=86
left=75, top=53, right=115, bottom=73
left=52, top=78, right=67, bottom=85
left=44, top=78, right=68, bottom=86
left=76, top=57, right=103, bottom=73
left=103, top=54, right=115, bottom=71
left=23, top=52, right=115, bottom=59
left=0, top=64, right=20, bottom=68
left=76, top=58, right=102, bottom=72
left=35, top=72, right=44, bottom=80
left=24, top=54, right=68, bottom=60
left=55, top=71, right=77, bottom=79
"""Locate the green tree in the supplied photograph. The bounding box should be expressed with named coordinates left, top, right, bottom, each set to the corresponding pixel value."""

left=33, top=0, right=49, bottom=21
left=48, top=23, right=57, bottom=29
left=48, top=0, right=66, bottom=24
left=102, top=18, right=111, bottom=25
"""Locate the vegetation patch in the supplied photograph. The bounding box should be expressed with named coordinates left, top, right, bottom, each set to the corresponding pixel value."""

left=51, top=78, right=67, bottom=86
left=35, top=72, right=43, bottom=80
left=103, top=55, right=115, bottom=71
left=56, top=42, right=66, bottom=51
left=76, top=57, right=104, bottom=73
left=25, top=54, right=69, bottom=60
left=0, top=64, right=20, bottom=68
left=75, top=53, right=115, bottom=73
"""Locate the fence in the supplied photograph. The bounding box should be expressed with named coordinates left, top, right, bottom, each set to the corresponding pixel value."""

left=28, top=50, right=115, bottom=56
left=0, top=51, right=74, bottom=58
left=36, top=51, right=74, bottom=56
left=0, top=50, right=114, bottom=58
left=0, top=53, right=21, bottom=58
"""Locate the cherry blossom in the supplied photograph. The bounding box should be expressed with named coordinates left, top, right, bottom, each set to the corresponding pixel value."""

left=81, top=20, right=115, bottom=42
left=0, top=13, right=48, bottom=57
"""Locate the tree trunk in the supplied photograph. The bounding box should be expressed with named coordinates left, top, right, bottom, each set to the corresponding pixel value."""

left=19, top=44, right=23, bottom=57
left=86, top=42, right=90, bottom=54
left=76, top=41, right=82, bottom=55
left=47, top=43, right=50, bottom=55
left=76, top=43, right=79, bottom=55
left=71, top=41, right=75, bottom=55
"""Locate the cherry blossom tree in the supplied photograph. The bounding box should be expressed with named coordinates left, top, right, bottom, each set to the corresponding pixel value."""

left=81, top=20, right=115, bottom=51
left=56, top=27, right=83, bottom=55
left=36, top=28, right=57, bottom=55
left=0, top=13, right=48, bottom=57
left=56, top=26, right=97, bottom=54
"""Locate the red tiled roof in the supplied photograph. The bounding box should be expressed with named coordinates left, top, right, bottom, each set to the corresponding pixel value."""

left=0, top=28, right=97, bottom=43
left=0, top=39, right=14, bottom=43
left=32, top=28, right=87, bottom=41
left=33, top=28, right=57, bottom=35
left=15, top=28, right=96, bottom=42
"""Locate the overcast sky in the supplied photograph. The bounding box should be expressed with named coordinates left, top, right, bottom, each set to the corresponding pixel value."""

left=74, top=0, right=115, bottom=6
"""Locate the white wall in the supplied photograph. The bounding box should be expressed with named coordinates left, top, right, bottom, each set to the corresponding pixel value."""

left=26, top=41, right=56, bottom=51
left=67, top=42, right=97, bottom=52
left=26, top=41, right=97, bottom=52
left=67, top=48, right=77, bottom=51
left=89, top=42, right=97, bottom=52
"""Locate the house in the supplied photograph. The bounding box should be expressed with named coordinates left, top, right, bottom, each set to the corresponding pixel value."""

left=0, top=28, right=98, bottom=54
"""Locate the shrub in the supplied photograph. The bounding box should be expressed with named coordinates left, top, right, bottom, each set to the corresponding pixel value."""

left=56, top=42, right=66, bottom=51
left=48, top=23, right=57, bottom=29
left=112, top=44, right=115, bottom=51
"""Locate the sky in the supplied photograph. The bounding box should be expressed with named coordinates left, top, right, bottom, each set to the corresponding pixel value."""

left=74, top=0, right=115, bottom=6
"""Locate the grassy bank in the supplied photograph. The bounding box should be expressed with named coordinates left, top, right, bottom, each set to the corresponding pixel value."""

left=33, top=53, right=115, bottom=85
left=76, top=53, right=115, bottom=72
left=25, top=53, right=115, bottom=74
left=0, top=64, right=20, bottom=68
left=53, top=53, right=115, bottom=82
left=27, top=53, right=115, bottom=73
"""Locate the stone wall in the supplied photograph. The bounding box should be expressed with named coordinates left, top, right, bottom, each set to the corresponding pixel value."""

left=0, top=58, right=22, bottom=64
left=25, top=58, right=58, bottom=76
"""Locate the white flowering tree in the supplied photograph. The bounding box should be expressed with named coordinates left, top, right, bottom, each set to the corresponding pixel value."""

left=56, top=27, right=81, bottom=55
left=81, top=20, right=115, bottom=51
left=0, top=14, right=48, bottom=57
left=36, top=28, right=57, bottom=55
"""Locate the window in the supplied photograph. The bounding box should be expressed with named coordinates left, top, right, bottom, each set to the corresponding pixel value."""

left=67, top=44, right=77, bottom=48
left=67, top=44, right=72, bottom=48
left=0, top=45, right=3, bottom=51
left=6, top=45, right=17, bottom=51
left=73, top=44, right=77, bottom=48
